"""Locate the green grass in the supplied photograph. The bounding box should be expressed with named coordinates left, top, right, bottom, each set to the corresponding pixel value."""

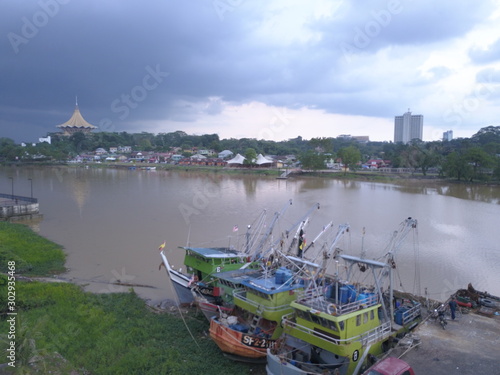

left=1, top=283, right=258, bottom=374
left=0, top=222, right=262, bottom=374
left=0, top=222, right=66, bottom=275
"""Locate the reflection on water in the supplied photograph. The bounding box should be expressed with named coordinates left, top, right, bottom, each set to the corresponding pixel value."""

left=392, top=180, right=500, bottom=204
left=1, top=166, right=499, bottom=303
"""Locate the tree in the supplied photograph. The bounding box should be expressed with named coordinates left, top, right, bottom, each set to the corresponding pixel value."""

left=406, top=143, right=441, bottom=176
left=299, top=151, right=326, bottom=169
left=338, top=146, right=361, bottom=175
left=309, top=137, right=333, bottom=154
left=493, top=158, right=500, bottom=180
left=471, top=126, right=500, bottom=146
left=0, top=138, right=23, bottom=161
left=464, top=147, right=495, bottom=181
left=244, top=148, right=257, bottom=166
left=139, top=138, right=153, bottom=151
left=68, top=132, right=90, bottom=153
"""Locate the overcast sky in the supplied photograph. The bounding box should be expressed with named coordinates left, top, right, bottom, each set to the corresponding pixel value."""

left=2, top=0, right=500, bottom=144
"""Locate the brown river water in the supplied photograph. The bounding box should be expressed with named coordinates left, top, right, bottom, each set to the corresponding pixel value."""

left=2, top=166, right=499, bottom=304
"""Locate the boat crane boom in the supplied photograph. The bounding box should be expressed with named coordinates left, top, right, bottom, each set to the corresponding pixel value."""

left=319, top=223, right=350, bottom=272
left=385, top=217, right=418, bottom=262
left=301, top=220, right=334, bottom=256
left=252, top=199, right=292, bottom=256
left=384, top=217, right=418, bottom=325
left=257, top=202, right=321, bottom=260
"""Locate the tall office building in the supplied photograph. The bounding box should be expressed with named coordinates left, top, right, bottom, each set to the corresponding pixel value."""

left=394, top=110, right=423, bottom=144
left=443, top=130, right=453, bottom=141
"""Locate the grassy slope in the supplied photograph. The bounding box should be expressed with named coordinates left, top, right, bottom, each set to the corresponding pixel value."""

left=0, top=223, right=259, bottom=374
left=0, top=222, right=66, bottom=275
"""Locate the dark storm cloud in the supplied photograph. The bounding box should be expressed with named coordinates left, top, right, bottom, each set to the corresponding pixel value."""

left=1, top=1, right=248, bottom=140
left=0, top=0, right=498, bottom=142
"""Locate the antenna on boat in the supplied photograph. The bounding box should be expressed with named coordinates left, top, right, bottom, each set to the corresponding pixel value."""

left=186, top=224, right=191, bottom=247
left=360, top=227, right=366, bottom=259
left=245, top=224, right=251, bottom=253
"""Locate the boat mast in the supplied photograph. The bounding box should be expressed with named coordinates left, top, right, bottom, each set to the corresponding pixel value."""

left=320, top=223, right=350, bottom=273
left=252, top=199, right=292, bottom=259
left=301, top=221, right=334, bottom=257
left=285, top=202, right=322, bottom=257
left=383, top=217, right=418, bottom=324
left=256, top=201, right=321, bottom=261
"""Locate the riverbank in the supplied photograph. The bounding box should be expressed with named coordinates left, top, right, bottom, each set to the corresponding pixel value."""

left=65, top=161, right=500, bottom=185
left=0, top=222, right=264, bottom=374
left=5, top=161, right=500, bottom=185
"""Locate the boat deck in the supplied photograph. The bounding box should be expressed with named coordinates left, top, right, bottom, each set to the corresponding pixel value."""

left=390, top=309, right=500, bottom=374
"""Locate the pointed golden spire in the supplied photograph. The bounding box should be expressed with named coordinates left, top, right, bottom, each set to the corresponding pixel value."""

left=56, top=100, right=97, bottom=135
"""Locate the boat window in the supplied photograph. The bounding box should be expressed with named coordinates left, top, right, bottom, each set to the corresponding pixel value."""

left=370, top=310, right=375, bottom=320
left=296, top=309, right=309, bottom=322
left=310, top=313, right=322, bottom=325
left=338, top=320, right=345, bottom=331
left=363, top=312, right=368, bottom=324
left=356, top=315, right=361, bottom=326
left=326, top=319, right=339, bottom=332
left=251, top=290, right=272, bottom=300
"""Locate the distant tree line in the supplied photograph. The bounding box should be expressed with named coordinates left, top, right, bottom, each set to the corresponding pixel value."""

left=1, top=126, right=499, bottom=182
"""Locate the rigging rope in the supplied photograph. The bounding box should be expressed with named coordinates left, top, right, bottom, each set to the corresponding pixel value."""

left=167, top=274, right=201, bottom=349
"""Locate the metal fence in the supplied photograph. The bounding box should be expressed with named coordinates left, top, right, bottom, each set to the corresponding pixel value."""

left=0, top=193, right=38, bottom=206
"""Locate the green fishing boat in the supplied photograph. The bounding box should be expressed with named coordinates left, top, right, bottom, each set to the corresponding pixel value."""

left=266, top=218, right=422, bottom=375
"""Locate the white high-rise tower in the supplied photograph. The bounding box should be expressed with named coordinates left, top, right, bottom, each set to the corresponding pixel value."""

left=394, top=109, right=423, bottom=144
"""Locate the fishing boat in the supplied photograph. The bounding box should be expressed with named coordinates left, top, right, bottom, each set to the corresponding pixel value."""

left=160, top=246, right=256, bottom=304
left=192, top=267, right=263, bottom=321
left=209, top=267, right=303, bottom=362
left=209, top=223, right=351, bottom=361
left=266, top=218, right=422, bottom=375
left=191, top=203, right=326, bottom=320
left=160, top=200, right=322, bottom=306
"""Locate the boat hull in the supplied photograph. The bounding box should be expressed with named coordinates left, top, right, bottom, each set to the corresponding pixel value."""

left=160, top=250, right=195, bottom=304
left=266, top=351, right=311, bottom=375
left=209, top=317, right=274, bottom=360
left=170, top=274, right=195, bottom=305
left=192, top=291, right=232, bottom=321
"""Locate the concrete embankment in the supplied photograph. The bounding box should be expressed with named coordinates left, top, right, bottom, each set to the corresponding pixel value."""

left=390, top=305, right=500, bottom=374
left=0, top=193, right=41, bottom=221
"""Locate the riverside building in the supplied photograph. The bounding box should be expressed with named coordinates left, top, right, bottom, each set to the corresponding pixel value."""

left=394, top=109, right=423, bottom=144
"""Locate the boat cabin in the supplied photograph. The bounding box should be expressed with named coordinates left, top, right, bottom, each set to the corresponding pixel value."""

left=182, top=247, right=253, bottom=282
left=233, top=269, right=305, bottom=322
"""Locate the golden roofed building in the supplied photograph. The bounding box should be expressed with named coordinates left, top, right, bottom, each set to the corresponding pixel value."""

left=56, top=99, right=97, bottom=136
